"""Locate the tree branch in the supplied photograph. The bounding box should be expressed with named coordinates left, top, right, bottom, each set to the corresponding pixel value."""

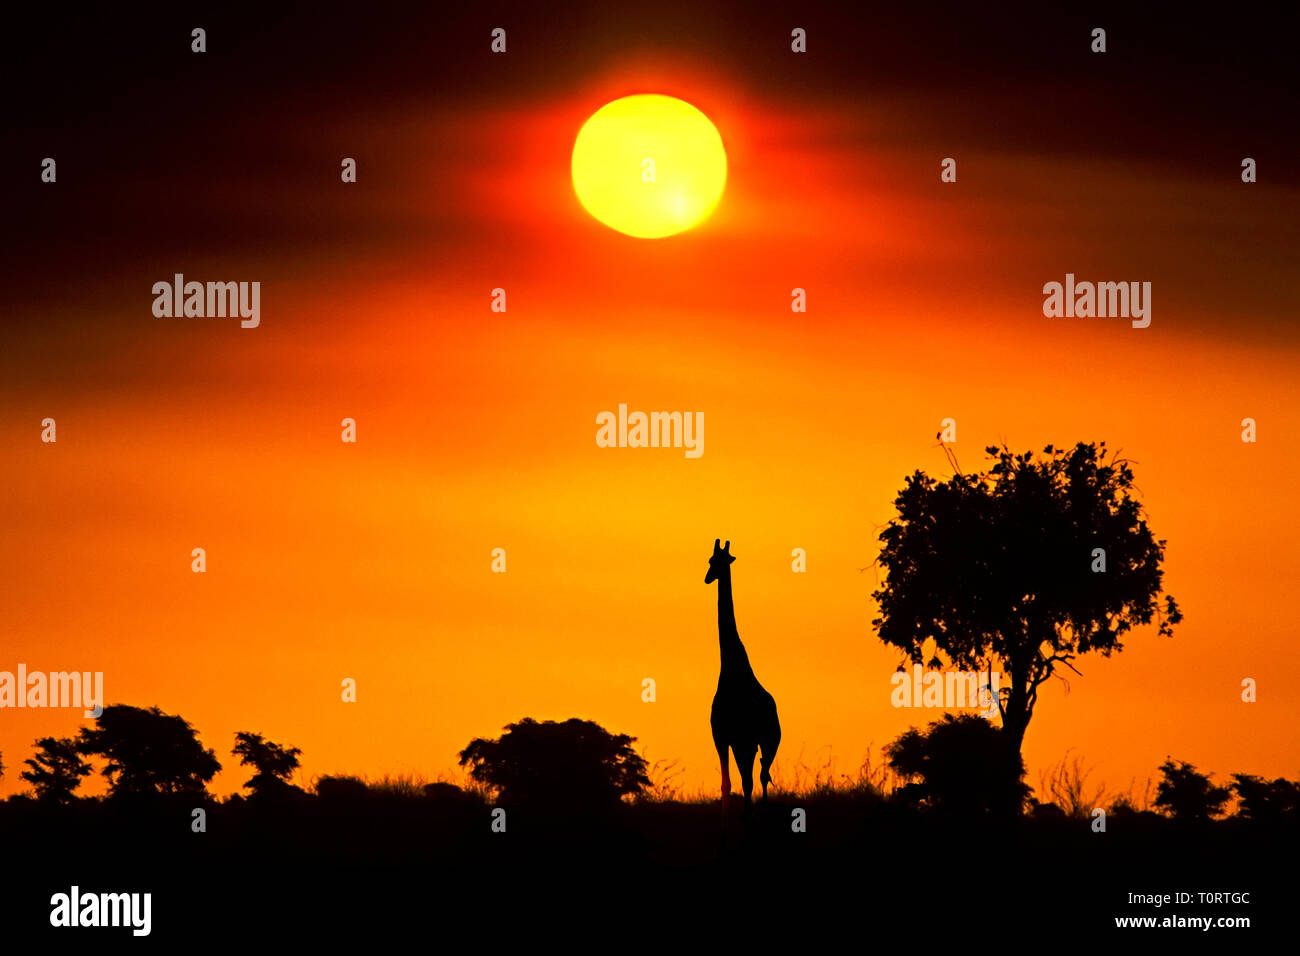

left=1046, top=654, right=1083, bottom=677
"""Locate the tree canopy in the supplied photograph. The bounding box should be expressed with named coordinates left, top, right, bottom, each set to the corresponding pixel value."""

left=21, top=736, right=91, bottom=803
left=873, top=441, right=1181, bottom=752
left=233, top=731, right=302, bottom=796
left=1154, top=759, right=1230, bottom=821
left=76, top=704, right=221, bottom=796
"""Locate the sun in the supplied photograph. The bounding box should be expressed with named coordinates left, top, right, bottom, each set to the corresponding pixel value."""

left=571, top=94, right=727, bottom=239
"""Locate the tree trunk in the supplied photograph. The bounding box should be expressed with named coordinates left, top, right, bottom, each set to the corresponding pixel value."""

left=1001, top=668, right=1031, bottom=755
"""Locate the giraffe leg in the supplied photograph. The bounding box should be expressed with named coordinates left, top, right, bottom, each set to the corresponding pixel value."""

left=738, top=744, right=757, bottom=817
left=760, top=703, right=781, bottom=806
left=759, top=742, right=777, bottom=803
left=718, top=745, right=731, bottom=816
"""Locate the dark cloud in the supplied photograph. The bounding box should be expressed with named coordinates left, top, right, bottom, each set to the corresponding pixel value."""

left=2, top=2, right=1296, bottom=322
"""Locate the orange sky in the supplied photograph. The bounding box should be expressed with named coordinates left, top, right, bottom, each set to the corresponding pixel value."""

left=4, top=57, right=1299, bottom=803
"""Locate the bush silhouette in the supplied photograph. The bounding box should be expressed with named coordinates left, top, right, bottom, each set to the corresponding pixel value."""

left=76, top=704, right=221, bottom=796
left=314, top=775, right=370, bottom=802
left=886, top=713, right=1028, bottom=816
left=458, top=717, right=650, bottom=812
left=1230, top=773, right=1298, bottom=824
left=1153, top=759, right=1229, bottom=821
left=422, top=781, right=466, bottom=802
left=21, top=736, right=91, bottom=803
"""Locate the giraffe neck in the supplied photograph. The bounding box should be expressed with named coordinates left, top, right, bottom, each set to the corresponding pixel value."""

left=717, top=571, right=753, bottom=678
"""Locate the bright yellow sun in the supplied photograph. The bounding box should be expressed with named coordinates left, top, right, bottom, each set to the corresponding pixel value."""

left=571, top=94, right=727, bottom=239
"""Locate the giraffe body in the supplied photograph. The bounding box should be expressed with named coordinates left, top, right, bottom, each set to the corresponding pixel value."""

left=705, top=539, right=780, bottom=814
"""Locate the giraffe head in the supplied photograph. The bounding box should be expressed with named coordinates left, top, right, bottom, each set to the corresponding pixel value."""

left=704, top=538, right=735, bottom=584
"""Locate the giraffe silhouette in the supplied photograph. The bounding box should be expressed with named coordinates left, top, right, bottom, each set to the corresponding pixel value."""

left=705, top=539, right=780, bottom=816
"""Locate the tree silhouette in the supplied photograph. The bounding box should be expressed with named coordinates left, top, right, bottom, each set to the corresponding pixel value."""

left=314, top=775, right=369, bottom=802
left=885, top=713, right=1029, bottom=817
left=1230, top=773, right=1299, bottom=824
left=233, top=731, right=302, bottom=797
left=458, top=717, right=650, bottom=811
left=1153, top=759, right=1230, bottom=821
left=76, top=704, right=221, bottom=796
left=873, top=441, right=1180, bottom=755
left=20, top=736, right=91, bottom=803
